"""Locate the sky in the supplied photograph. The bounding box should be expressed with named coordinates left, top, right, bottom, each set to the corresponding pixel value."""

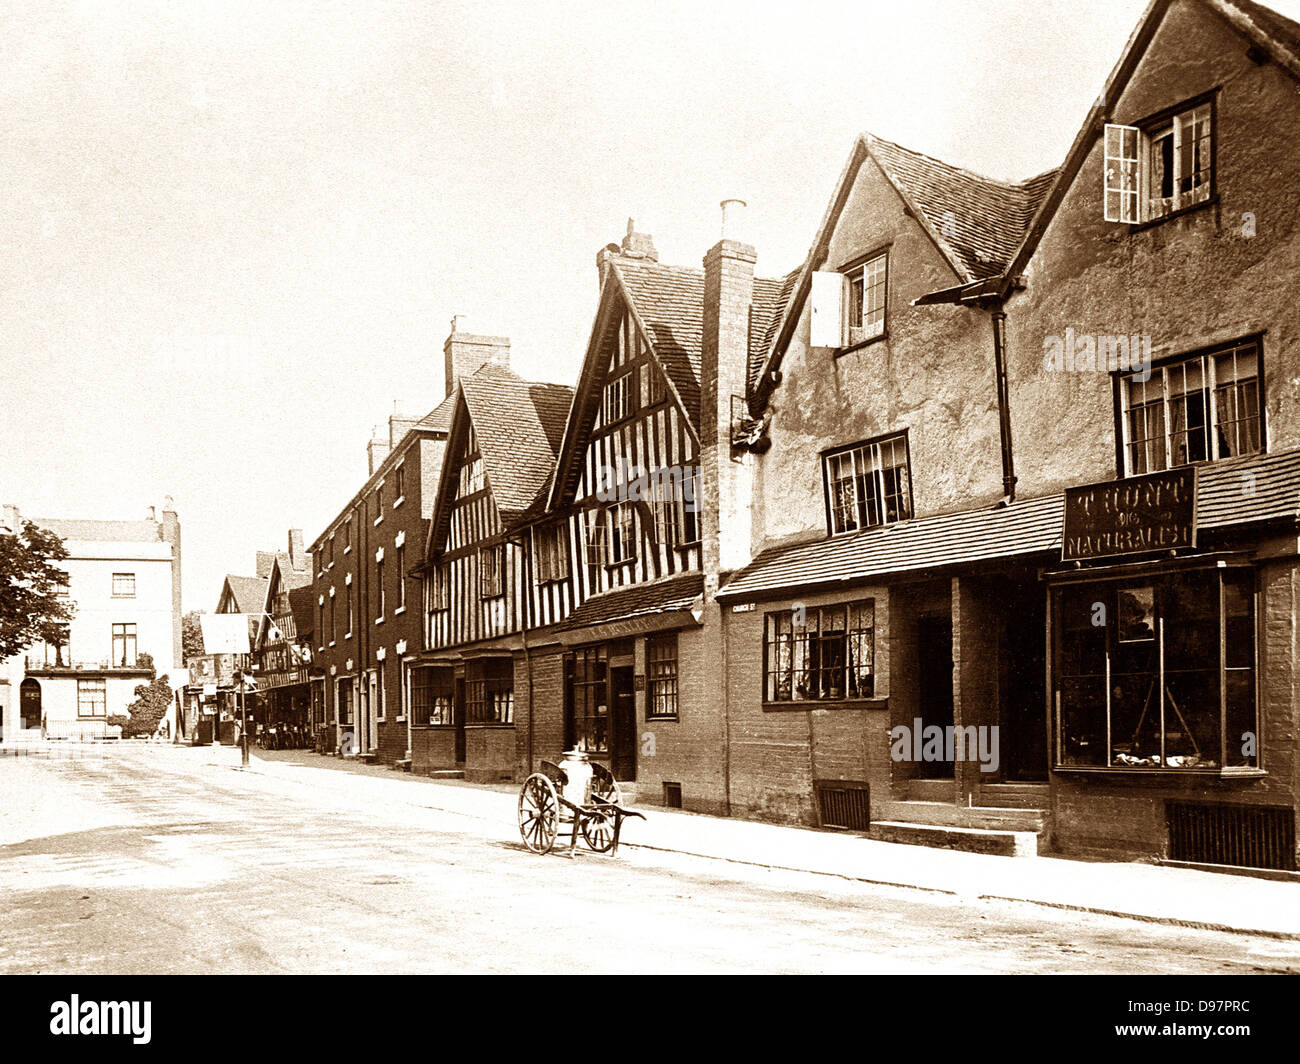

left=4, top=0, right=1298, bottom=611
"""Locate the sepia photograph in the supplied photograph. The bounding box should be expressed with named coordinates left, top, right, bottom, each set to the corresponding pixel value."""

left=1, top=0, right=1297, bottom=1043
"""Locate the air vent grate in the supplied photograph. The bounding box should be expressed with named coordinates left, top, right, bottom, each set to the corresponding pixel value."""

left=815, top=780, right=870, bottom=831
left=1167, top=801, right=1295, bottom=871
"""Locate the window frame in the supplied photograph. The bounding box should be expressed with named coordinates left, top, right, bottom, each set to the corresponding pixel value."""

left=645, top=633, right=679, bottom=720
left=111, top=572, right=136, bottom=598
left=111, top=622, right=138, bottom=668
left=762, top=600, right=877, bottom=706
left=480, top=544, right=504, bottom=599
left=411, top=666, right=454, bottom=726
left=77, top=678, right=107, bottom=719
left=820, top=431, right=914, bottom=536
left=465, top=658, right=514, bottom=725
left=840, top=249, right=888, bottom=352
left=1051, top=562, right=1259, bottom=776
left=1104, top=90, right=1218, bottom=229
left=1115, top=336, right=1265, bottom=477
left=602, top=370, right=634, bottom=426
left=535, top=524, right=570, bottom=584
left=604, top=502, right=638, bottom=569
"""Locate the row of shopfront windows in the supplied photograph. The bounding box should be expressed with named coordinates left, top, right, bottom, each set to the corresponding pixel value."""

left=333, top=561, right=1260, bottom=785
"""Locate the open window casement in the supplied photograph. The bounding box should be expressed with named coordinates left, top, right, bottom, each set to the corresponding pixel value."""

left=810, top=270, right=845, bottom=347
left=1103, top=123, right=1141, bottom=223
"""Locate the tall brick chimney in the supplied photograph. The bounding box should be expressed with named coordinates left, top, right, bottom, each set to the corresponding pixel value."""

left=287, top=528, right=305, bottom=571
left=367, top=427, right=390, bottom=475
left=700, top=199, right=755, bottom=586
left=597, top=219, right=657, bottom=287
left=444, top=315, right=510, bottom=400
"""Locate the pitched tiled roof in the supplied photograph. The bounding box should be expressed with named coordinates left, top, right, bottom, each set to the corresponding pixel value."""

left=749, top=268, right=800, bottom=393
left=1216, top=0, right=1300, bottom=64
left=287, top=584, right=316, bottom=636
left=719, top=450, right=1300, bottom=602
left=459, top=364, right=574, bottom=519
left=866, top=134, right=1058, bottom=281
left=219, top=574, right=269, bottom=614
left=557, top=572, right=704, bottom=631
left=612, top=257, right=707, bottom=419
left=31, top=518, right=161, bottom=543
left=419, top=392, right=458, bottom=433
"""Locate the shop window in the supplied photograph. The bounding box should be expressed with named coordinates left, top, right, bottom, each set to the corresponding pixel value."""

left=411, top=668, right=454, bottom=726
left=466, top=659, right=513, bottom=724
left=646, top=634, right=679, bottom=719
left=823, top=434, right=912, bottom=535
left=764, top=600, right=875, bottom=703
left=1053, top=566, right=1256, bottom=772
left=567, top=646, right=609, bottom=754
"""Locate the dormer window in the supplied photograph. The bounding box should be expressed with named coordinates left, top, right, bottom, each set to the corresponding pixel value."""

left=809, top=250, right=888, bottom=350
left=1104, top=95, right=1214, bottom=225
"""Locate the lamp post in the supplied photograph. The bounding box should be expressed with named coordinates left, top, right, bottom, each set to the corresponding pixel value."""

left=233, top=667, right=256, bottom=768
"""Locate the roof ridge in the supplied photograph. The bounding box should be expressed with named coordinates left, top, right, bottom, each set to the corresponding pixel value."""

left=865, top=131, right=1047, bottom=193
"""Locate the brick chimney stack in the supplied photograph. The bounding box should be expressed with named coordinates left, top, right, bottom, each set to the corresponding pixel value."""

left=597, top=219, right=657, bottom=287
left=288, top=528, right=305, bottom=571
left=443, top=315, right=510, bottom=401
left=161, top=496, right=182, bottom=671
left=700, top=199, right=756, bottom=586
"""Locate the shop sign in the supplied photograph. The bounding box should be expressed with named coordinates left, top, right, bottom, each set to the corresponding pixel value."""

left=1062, top=467, right=1196, bottom=561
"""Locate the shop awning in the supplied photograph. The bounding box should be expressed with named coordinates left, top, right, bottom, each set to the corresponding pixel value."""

left=718, top=450, right=1300, bottom=603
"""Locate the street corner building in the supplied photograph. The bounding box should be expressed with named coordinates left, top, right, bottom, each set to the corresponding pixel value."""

left=289, top=0, right=1300, bottom=872
left=0, top=501, right=183, bottom=742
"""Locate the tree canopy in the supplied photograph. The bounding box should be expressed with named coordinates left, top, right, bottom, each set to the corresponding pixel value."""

left=0, top=521, right=74, bottom=658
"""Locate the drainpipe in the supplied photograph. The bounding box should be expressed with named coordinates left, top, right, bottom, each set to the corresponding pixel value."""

left=988, top=302, right=1017, bottom=503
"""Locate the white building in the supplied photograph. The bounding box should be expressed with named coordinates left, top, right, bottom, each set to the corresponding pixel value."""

left=0, top=501, right=182, bottom=742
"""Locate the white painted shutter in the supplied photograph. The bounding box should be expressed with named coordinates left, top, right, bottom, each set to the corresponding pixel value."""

left=810, top=270, right=845, bottom=348
left=1103, top=123, right=1141, bottom=224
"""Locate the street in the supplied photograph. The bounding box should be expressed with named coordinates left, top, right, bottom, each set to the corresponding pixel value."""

left=1, top=744, right=1297, bottom=975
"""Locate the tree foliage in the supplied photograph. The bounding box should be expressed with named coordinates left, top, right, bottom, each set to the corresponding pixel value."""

left=119, top=664, right=172, bottom=738
left=0, top=521, right=74, bottom=658
left=182, top=610, right=205, bottom=661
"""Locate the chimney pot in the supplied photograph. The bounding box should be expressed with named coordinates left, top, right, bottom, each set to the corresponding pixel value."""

left=720, top=198, right=748, bottom=242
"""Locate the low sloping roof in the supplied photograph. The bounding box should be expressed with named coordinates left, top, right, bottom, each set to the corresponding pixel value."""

left=31, top=518, right=160, bottom=543
left=557, top=572, right=704, bottom=631
left=749, top=269, right=800, bottom=393
left=719, top=450, right=1300, bottom=602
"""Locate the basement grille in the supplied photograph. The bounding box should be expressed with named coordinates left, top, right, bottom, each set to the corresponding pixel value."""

left=1166, top=801, right=1296, bottom=871
left=815, top=780, right=870, bottom=832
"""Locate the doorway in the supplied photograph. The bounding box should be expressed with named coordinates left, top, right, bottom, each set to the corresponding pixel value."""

left=20, top=679, right=41, bottom=729
left=609, top=665, right=636, bottom=781
left=916, top=615, right=954, bottom=778
left=999, top=576, right=1048, bottom=781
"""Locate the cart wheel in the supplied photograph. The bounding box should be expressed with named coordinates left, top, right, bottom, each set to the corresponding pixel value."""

left=518, top=773, right=559, bottom=855
left=580, top=809, right=616, bottom=853
left=591, top=774, right=621, bottom=806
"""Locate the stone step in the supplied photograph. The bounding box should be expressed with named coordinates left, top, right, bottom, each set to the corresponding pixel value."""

left=430, top=769, right=465, bottom=779
left=868, top=821, right=1039, bottom=858
left=879, top=800, right=1046, bottom=833
left=977, top=783, right=1051, bottom=809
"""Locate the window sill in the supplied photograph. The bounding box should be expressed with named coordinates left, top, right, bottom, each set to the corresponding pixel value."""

left=345, top=633, right=353, bottom=641
left=464, top=722, right=516, bottom=730
left=834, top=331, right=889, bottom=358
left=763, top=697, right=888, bottom=712
left=394, top=606, right=406, bottom=615
left=646, top=715, right=679, bottom=723
left=328, top=641, right=337, bottom=648
left=604, top=560, right=635, bottom=573
left=343, top=547, right=351, bottom=556
left=375, top=617, right=384, bottom=625
left=1053, top=765, right=1266, bottom=780
left=393, top=497, right=405, bottom=510
left=1127, top=193, right=1218, bottom=234
left=373, top=517, right=384, bottom=527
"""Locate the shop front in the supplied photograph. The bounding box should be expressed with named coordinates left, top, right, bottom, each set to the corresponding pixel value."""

left=1045, top=461, right=1299, bottom=869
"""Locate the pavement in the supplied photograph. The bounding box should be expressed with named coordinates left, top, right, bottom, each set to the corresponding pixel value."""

left=212, top=743, right=1300, bottom=940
